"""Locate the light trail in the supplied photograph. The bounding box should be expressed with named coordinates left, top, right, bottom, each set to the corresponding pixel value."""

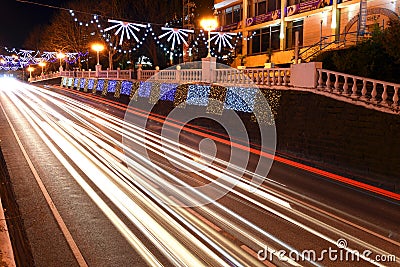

left=1, top=80, right=398, bottom=266
left=5, top=88, right=231, bottom=267
left=22, top=84, right=400, bottom=264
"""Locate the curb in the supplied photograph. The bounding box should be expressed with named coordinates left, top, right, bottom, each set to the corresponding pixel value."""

left=0, top=196, right=15, bottom=267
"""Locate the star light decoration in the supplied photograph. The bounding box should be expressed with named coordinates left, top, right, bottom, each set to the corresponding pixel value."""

left=104, top=19, right=147, bottom=45
left=209, top=32, right=237, bottom=53
left=158, top=27, right=194, bottom=50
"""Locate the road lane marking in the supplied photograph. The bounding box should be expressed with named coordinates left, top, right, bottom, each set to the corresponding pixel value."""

left=0, top=97, right=89, bottom=267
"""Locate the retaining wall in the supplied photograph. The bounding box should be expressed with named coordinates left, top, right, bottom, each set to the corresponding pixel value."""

left=59, top=77, right=400, bottom=192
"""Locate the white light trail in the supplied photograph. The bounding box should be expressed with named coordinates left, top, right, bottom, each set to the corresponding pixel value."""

left=4, top=82, right=398, bottom=267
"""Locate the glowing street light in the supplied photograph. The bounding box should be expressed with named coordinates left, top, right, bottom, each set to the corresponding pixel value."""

left=200, top=18, right=218, bottom=58
left=38, top=62, right=46, bottom=75
left=56, top=52, right=66, bottom=71
left=27, top=66, right=34, bottom=81
left=91, top=43, right=105, bottom=66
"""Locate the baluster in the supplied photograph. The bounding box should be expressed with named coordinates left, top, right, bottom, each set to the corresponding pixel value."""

left=351, top=77, right=358, bottom=97
left=283, top=70, right=288, bottom=86
left=360, top=79, right=367, bottom=100
left=393, top=87, right=399, bottom=107
left=342, top=76, right=348, bottom=95
left=334, top=74, right=339, bottom=92
left=270, top=70, right=275, bottom=86
left=325, top=72, right=331, bottom=91
left=381, top=83, right=388, bottom=105
left=267, top=70, right=271, bottom=86
left=276, top=70, right=281, bottom=86
left=261, top=70, right=265, bottom=85
left=317, top=69, right=323, bottom=88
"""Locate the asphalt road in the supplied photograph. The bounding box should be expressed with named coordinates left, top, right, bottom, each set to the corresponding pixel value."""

left=0, top=78, right=398, bottom=267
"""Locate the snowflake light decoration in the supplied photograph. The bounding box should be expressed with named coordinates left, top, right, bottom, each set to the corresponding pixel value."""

left=18, top=49, right=40, bottom=65
left=209, top=32, right=237, bottom=53
left=41, top=51, right=57, bottom=63
left=158, top=27, right=194, bottom=50
left=104, top=19, right=147, bottom=45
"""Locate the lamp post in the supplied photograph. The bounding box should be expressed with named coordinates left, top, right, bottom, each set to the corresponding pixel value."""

left=200, top=18, right=218, bottom=58
left=56, top=52, right=66, bottom=71
left=91, top=43, right=105, bottom=66
left=38, top=62, right=46, bottom=76
left=27, top=66, right=34, bottom=82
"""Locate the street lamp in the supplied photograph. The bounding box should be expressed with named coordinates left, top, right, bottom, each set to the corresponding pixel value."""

left=200, top=18, right=218, bottom=58
left=27, top=66, right=34, bottom=82
left=56, top=52, right=66, bottom=71
left=38, top=62, right=46, bottom=75
left=91, top=43, right=105, bottom=66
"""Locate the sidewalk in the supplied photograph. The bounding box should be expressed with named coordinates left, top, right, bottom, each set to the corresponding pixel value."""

left=0, top=196, right=15, bottom=267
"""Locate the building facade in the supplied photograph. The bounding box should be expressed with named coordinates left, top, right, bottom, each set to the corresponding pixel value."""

left=213, top=0, right=400, bottom=67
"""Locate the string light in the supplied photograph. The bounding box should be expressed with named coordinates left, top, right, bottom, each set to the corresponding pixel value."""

left=186, top=84, right=210, bottom=106
left=209, top=32, right=237, bottom=52
left=121, top=81, right=133, bottom=95
left=224, top=86, right=257, bottom=112
left=138, top=81, right=152, bottom=98
left=104, top=19, right=147, bottom=45
left=158, top=27, right=194, bottom=50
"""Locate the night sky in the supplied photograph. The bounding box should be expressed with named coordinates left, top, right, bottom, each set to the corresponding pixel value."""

left=0, top=0, right=68, bottom=48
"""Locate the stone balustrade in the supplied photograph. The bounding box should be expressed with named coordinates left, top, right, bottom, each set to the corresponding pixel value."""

left=60, top=68, right=133, bottom=80
left=29, top=71, right=62, bottom=82
left=317, top=69, right=400, bottom=110
left=31, top=62, right=400, bottom=115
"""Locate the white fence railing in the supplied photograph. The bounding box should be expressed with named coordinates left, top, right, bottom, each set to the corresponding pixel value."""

left=60, top=69, right=133, bottom=80
left=29, top=72, right=61, bottom=82
left=138, top=67, right=290, bottom=86
left=51, top=64, right=399, bottom=114
left=317, top=69, right=400, bottom=108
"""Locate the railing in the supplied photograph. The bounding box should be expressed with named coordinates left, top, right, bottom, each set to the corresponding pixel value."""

left=317, top=69, right=400, bottom=109
left=60, top=69, right=133, bottom=80
left=138, top=68, right=290, bottom=87
left=243, top=68, right=290, bottom=86
left=57, top=64, right=399, bottom=114
left=61, top=70, right=97, bottom=78
left=29, top=72, right=61, bottom=82
left=298, top=31, right=364, bottom=62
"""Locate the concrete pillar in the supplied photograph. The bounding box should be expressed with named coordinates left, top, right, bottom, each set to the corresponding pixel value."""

left=290, top=62, right=323, bottom=88
left=279, top=0, right=287, bottom=51
left=95, top=64, right=101, bottom=78
left=331, top=0, right=340, bottom=41
left=137, top=64, right=142, bottom=81
left=117, top=67, right=120, bottom=79
left=242, top=0, right=249, bottom=56
left=202, top=57, right=216, bottom=83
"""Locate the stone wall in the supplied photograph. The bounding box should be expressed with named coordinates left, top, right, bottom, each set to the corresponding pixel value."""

left=59, top=77, right=400, bottom=192
left=275, top=91, right=400, bottom=192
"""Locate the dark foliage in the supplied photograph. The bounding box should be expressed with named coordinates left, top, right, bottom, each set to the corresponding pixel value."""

left=314, top=21, right=400, bottom=83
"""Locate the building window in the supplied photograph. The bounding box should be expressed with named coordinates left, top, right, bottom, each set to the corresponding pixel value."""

left=233, top=4, right=242, bottom=23
left=249, top=25, right=281, bottom=55
left=223, top=4, right=242, bottom=25
left=225, top=7, right=233, bottom=25
left=257, top=1, right=267, bottom=15
left=268, top=0, right=281, bottom=12
left=286, top=20, right=304, bottom=49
